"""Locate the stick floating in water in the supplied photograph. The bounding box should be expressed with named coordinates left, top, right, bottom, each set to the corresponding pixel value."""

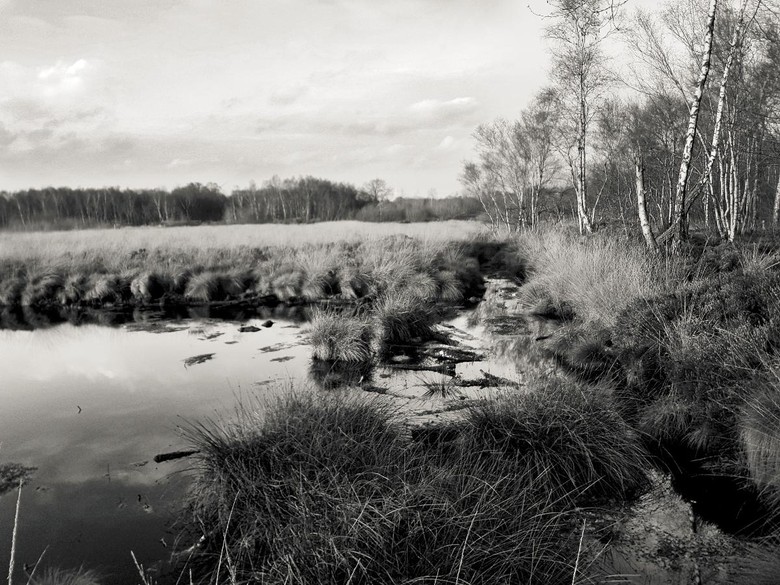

left=153, top=449, right=201, bottom=463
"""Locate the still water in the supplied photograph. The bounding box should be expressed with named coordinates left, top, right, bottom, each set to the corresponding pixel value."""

left=0, top=310, right=313, bottom=584
left=0, top=290, right=527, bottom=584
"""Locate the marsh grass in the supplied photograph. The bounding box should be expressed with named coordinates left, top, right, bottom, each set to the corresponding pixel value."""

left=0, top=223, right=494, bottom=309
left=515, top=227, right=674, bottom=326
left=371, top=292, right=438, bottom=356
left=308, top=308, right=373, bottom=362
left=740, top=365, right=780, bottom=507
left=461, top=378, right=650, bottom=505
left=181, top=389, right=624, bottom=584
left=27, top=569, right=102, bottom=585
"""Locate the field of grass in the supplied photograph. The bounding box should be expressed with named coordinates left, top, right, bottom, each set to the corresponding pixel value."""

left=0, top=221, right=487, bottom=264
left=0, top=222, right=503, bottom=312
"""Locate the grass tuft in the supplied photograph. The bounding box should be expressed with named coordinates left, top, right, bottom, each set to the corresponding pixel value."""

left=28, top=568, right=102, bottom=585
left=308, top=309, right=373, bottom=362
left=371, top=292, right=438, bottom=357
left=185, top=272, right=221, bottom=302
left=462, top=377, right=650, bottom=504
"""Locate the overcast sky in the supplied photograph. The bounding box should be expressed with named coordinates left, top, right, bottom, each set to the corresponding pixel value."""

left=0, top=0, right=659, bottom=196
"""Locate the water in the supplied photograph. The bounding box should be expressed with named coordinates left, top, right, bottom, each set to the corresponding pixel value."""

left=0, top=312, right=312, bottom=584
left=0, top=285, right=529, bottom=584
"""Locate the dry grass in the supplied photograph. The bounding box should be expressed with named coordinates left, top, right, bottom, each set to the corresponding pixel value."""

left=0, top=222, right=494, bottom=308
left=514, top=226, right=678, bottom=326
left=181, top=389, right=613, bottom=584
left=28, top=568, right=102, bottom=585
left=0, top=221, right=486, bottom=266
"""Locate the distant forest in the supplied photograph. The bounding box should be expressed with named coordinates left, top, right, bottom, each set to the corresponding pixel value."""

left=0, top=177, right=489, bottom=230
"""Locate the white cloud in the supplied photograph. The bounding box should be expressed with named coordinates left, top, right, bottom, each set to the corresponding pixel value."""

left=37, top=58, right=90, bottom=96
left=437, top=136, right=456, bottom=150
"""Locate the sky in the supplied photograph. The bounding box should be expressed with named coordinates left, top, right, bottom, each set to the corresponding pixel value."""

left=0, top=0, right=659, bottom=197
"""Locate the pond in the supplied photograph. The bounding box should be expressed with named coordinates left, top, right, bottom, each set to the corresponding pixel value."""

left=0, top=298, right=521, bottom=584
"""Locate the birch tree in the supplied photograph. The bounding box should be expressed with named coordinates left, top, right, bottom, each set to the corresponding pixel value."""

left=545, top=0, right=623, bottom=234
left=669, top=0, right=718, bottom=250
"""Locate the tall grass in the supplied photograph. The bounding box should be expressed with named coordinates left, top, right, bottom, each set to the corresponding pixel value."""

left=308, top=309, right=373, bottom=362
left=461, top=377, right=650, bottom=504
left=180, top=387, right=632, bottom=584
left=514, top=227, right=677, bottom=326
left=0, top=223, right=498, bottom=309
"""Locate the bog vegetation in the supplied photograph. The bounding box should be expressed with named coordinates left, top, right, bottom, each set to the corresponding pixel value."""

left=8, top=0, right=780, bottom=583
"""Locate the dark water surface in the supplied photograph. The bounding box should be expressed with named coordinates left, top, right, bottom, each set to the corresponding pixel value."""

left=0, top=311, right=313, bottom=584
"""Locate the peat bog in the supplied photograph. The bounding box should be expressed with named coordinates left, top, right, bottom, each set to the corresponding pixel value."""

left=3, top=225, right=780, bottom=584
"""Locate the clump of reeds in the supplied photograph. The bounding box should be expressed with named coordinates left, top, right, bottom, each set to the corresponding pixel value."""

left=308, top=308, right=372, bottom=362
left=270, top=264, right=306, bottom=301
left=433, top=269, right=464, bottom=302
left=371, top=291, right=438, bottom=357
left=336, top=266, right=371, bottom=300
left=57, top=274, right=88, bottom=305
left=0, top=273, right=26, bottom=306
left=182, top=390, right=598, bottom=584
left=20, top=272, right=64, bottom=307
left=130, top=272, right=170, bottom=303
left=301, top=269, right=340, bottom=301
left=185, top=272, right=222, bottom=302
left=462, top=377, right=650, bottom=504
left=515, top=228, right=662, bottom=326
left=83, top=273, right=131, bottom=304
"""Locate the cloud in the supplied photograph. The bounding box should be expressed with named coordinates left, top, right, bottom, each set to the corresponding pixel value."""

left=37, top=58, right=90, bottom=96
left=437, top=135, right=456, bottom=150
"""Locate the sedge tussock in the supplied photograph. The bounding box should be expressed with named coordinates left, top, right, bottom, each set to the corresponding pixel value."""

left=308, top=309, right=373, bottom=362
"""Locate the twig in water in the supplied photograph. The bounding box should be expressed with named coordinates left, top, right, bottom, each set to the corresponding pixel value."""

left=23, top=546, right=48, bottom=585
left=572, top=519, right=587, bottom=585
left=8, top=480, right=22, bottom=585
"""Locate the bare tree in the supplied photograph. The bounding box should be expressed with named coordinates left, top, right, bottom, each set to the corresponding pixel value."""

left=545, top=0, right=624, bottom=234
left=522, top=88, right=561, bottom=226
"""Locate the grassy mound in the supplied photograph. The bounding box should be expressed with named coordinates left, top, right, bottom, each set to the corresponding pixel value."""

left=461, top=378, right=650, bottom=504
left=181, top=389, right=628, bottom=584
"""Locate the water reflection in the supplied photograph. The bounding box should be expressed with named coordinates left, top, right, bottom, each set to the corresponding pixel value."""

left=0, top=314, right=311, bottom=584
left=309, top=359, right=374, bottom=390
left=0, top=304, right=309, bottom=331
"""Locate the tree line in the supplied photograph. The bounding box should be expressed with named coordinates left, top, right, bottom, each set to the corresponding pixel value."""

left=0, top=177, right=485, bottom=230
left=462, top=0, right=780, bottom=248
